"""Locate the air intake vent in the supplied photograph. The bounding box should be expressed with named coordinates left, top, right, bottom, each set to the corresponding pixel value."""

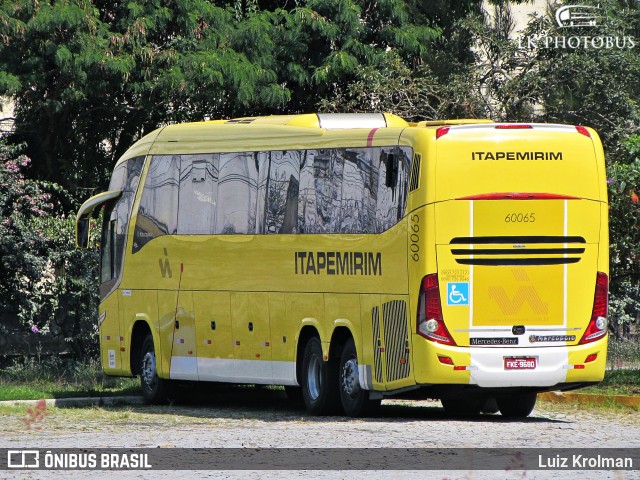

left=409, top=153, right=421, bottom=191
left=450, top=236, right=586, bottom=266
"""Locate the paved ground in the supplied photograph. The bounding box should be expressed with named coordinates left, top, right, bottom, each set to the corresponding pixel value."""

left=0, top=385, right=638, bottom=480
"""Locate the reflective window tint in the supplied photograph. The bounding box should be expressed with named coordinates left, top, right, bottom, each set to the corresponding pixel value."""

left=133, top=155, right=179, bottom=253
left=100, top=156, right=144, bottom=293
left=216, top=152, right=259, bottom=234
left=100, top=218, right=115, bottom=284
left=299, top=149, right=344, bottom=234
left=258, top=151, right=302, bottom=234
left=339, top=148, right=377, bottom=233
left=113, top=157, right=144, bottom=273
left=375, top=146, right=410, bottom=232
left=178, top=154, right=219, bottom=234
left=130, top=146, right=411, bottom=252
left=298, top=147, right=410, bottom=234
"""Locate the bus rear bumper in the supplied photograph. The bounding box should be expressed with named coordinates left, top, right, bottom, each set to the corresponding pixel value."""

left=414, top=337, right=607, bottom=388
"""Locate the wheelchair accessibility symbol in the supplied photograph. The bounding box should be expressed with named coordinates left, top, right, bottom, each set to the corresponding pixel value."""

left=447, top=282, right=469, bottom=306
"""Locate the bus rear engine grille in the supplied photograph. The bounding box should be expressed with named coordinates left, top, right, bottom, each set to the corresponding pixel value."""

left=449, top=236, right=586, bottom=266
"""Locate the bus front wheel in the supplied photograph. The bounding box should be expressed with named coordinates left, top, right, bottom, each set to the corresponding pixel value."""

left=140, top=333, right=170, bottom=404
left=339, top=338, right=381, bottom=417
left=301, top=337, right=340, bottom=415
left=497, top=392, right=537, bottom=418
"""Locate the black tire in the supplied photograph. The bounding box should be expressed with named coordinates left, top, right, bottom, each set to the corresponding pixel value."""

left=441, top=397, right=483, bottom=417
left=339, top=338, right=381, bottom=417
left=301, top=337, right=340, bottom=415
left=497, top=392, right=537, bottom=418
left=481, top=397, right=499, bottom=414
left=140, top=333, right=170, bottom=404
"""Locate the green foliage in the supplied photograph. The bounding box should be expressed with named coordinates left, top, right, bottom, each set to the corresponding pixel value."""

left=0, top=0, right=439, bottom=199
left=324, top=1, right=640, bottom=331
left=1, top=0, right=639, bottom=350
left=0, top=142, right=55, bottom=325
left=607, top=136, right=640, bottom=331
left=0, top=140, right=99, bottom=358
left=319, top=1, right=537, bottom=120
left=520, top=2, right=640, bottom=330
left=317, top=55, right=488, bottom=120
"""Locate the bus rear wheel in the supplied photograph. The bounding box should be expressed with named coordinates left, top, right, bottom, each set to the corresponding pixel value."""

left=301, top=337, right=340, bottom=415
left=339, top=338, right=381, bottom=417
left=140, top=333, right=170, bottom=404
left=497, top=392, right=537, bottom=418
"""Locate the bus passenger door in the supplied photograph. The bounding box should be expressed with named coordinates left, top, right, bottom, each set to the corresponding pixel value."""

left=99, top=292, right=123, bottom=375
left=98, top=202, right=126, bottom=375
left=230, top=292, right=272, bottom=383
left=194, top=292, right=235, bottom=382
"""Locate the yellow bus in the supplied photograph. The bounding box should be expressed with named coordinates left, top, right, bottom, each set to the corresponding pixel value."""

left=76, top=113, right=609, bottom=417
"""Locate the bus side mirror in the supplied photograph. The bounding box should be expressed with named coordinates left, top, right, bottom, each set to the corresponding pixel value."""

left=76, top=217, right=90, bottom=248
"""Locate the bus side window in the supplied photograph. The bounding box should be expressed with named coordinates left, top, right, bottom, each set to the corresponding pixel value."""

left=375, top=147, right=410, bottom=232
left=100, top=215, right=116, bottom=284
left=133, top=155, right=179, bottom=252
left=298, top=149, right=343, bottom=234
left=216, top=152, right=259, bottom=234
left=177, top=154, right=219, bottom=235
left=339, top=148, right=376, bottom=234
left=259, top=151, right=301, bottom=234
left=99, top=155, right=144, bottom=297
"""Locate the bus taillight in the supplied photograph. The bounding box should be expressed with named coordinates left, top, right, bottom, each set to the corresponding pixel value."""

left=579, top=272, right=608, bottom=345
left=417, top=274, right=456, bottom=345
left=575, top=126, right=592, bottom=138
left=435, top=127, right=450, bottom=139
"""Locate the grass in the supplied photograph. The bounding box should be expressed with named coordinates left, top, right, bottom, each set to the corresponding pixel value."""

left=581, top=368, right=640, bottom=396
left=0, top=336, right=638, bottom=402
left=0, top=356, right=140, bottom=401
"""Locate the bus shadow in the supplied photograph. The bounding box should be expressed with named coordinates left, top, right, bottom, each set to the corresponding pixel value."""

left=92, top=383, right=568, bottom=425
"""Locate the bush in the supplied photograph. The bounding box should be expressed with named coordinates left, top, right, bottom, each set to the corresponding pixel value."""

left=607, top=135, right=640, bottom=336
left=0, top=141, right=99, bottom=359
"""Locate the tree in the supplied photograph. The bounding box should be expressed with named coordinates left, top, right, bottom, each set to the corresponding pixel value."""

left=0, top=0, right=440, bottom=200
left=318, top=0, right=536, bottom=120
left=0, top=140, right=100, bottom=357
left=0, top=1, right=291, bottom=198
left=514, top=1, right=640, bottom=334
left=322, top=0, right=640, bottom=332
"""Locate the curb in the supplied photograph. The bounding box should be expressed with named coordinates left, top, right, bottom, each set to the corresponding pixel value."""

left=0, top=396, right=145, bottom=408
left=538, top=391, right=640, bottom=408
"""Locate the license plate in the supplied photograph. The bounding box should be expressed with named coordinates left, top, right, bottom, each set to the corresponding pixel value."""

left=504, top=357, right=537, bottom=370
